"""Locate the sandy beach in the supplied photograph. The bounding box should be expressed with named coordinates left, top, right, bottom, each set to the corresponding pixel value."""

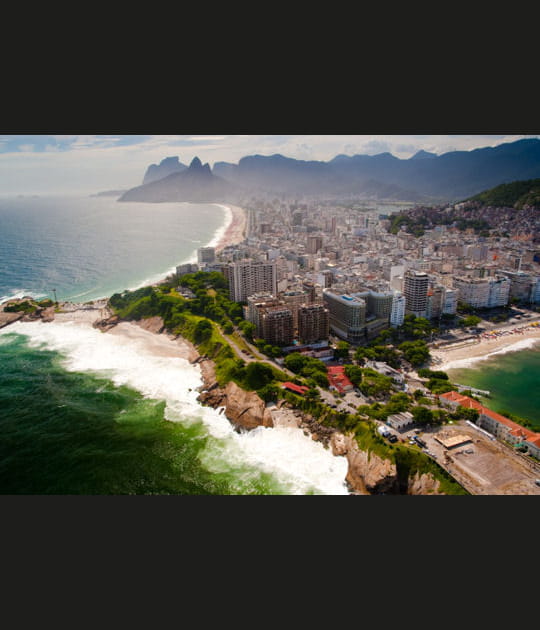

left=213, top=204, right=247, bottom=253
left=430, top=321, right=540, bottom=371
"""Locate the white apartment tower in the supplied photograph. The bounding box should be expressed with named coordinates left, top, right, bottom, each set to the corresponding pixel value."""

left=453, top=275, right=510, bottom=308
left=227, top=260, right=278, bottom=303
left=390, top=291, right=406, bottom=327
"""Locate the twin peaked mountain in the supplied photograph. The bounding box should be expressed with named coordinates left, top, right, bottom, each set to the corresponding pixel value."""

left=118, top=138, right=540, bottom=204
left=119, top=156, right=238, bottom=203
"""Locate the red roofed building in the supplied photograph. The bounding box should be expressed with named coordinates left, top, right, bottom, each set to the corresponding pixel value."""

left=439, top=391, right=540, bottom=459
left=282, top=382, right=310, bottom=396
left=327, top=365, right=354, bottom=394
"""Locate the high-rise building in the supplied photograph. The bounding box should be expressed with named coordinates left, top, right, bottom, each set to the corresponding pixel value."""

left=403, top=270, right=429, bottom=317
left=297, top=304, right=329, bottom=344
left=453, top=275, right=510, bottom=308
left=246, top=293, right=279, bottom=337
left=531, top=277, right=540, bottom=304
left=292, top=211, right=304, bottom=226
left=442, top=288, right=458, bottom=315
left=280, top=290, right=310, bottom=329
left=302, top=281, right=316, bottom=303
left=197, top=246, right=216, bottom=265
left=260, top=306, right=294, bottom=347
left=390, top=291, right=405, bottom=327
left=366, top=291, right=394, bottom=320
left=426, top=286, right=444, bottom=320
left=499, top=270, right=534, bottom=302
left=323, top=289, right=366, bottom=343
left=306, top=235, right=323, bottom=254
left=226, top=260, right=278, bottom=303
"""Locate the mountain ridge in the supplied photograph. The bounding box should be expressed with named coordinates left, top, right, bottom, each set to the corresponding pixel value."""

left=121, top=138, right=540, bottom=204
left=119, top=157, right=241, bottom=203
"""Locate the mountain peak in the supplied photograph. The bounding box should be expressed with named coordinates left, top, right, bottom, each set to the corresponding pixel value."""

left=142, top=156, right=187, bottom=185
left=189, top=156, right=212, bottom=174
left=410, top=149, right=437, bottom=160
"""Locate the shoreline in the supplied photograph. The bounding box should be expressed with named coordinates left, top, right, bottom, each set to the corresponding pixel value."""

left=0, top=202, right=248, bottom=306
left=430, top=323, right=540, bottom=371
left=211, top=204, right=247, bottom=254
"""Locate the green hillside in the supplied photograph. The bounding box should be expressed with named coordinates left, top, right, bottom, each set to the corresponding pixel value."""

left=467, top=178, right=540, bottom=209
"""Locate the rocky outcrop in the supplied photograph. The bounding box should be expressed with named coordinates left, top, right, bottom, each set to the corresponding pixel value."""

left=131, top=316, right=165, bottom=335
left=93, top=314, right=120, bottom=332
left=0, top=311, right=24, bottom=328
left=330, top=433, right=399, bottom=494
left=406, top=471, right=443, bottom=495
left=198, top=381, right=274, bottom=431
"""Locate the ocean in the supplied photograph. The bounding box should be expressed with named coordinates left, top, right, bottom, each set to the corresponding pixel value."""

left=0, top=195, right=229, bottom=303
left=444, top=340, right=540, bottom=430
left=0, top=195, right=349, bottom=495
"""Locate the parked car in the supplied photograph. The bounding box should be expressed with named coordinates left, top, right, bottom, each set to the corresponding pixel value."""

left=387, top=434, right=398, bottom=443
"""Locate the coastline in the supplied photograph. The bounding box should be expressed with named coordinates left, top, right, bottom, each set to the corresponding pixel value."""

left=430, top=322, right=540, bottom=371
left=211, top=204, right=247, bottom=254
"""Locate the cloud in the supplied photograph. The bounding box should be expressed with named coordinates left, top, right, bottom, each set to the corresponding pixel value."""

left=187, top=136, right=228, bottom=141
left=359, top=139, right=392, bottom=154
left=0, top=134, right=538, bottom=196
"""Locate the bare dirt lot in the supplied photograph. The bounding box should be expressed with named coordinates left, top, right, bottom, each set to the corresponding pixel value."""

left=413, top=422, right=540, bottom=495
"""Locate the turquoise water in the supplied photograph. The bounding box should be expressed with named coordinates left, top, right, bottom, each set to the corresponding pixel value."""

left=0, top=332, right=289, bottom=494
left=0, top=196, right=349, bottom=494
left=446, top=342, right=540, bottom=429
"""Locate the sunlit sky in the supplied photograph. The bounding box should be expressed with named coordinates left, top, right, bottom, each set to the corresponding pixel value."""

left=0, top=134, right=538, bottom=196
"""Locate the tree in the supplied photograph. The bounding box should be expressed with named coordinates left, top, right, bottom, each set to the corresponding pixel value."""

left=245, top=362, right=275, bottom=390
left=334, top=341, right=350, bottom=360
left=238, top=320, right=256, bottom=341
left=344, top=364, right=363, bottom=387
left=258, top=383, right=280, bottom=403
left=411, top=406, right=433, bottom=425
left=283, top=352, right=307, bottom=373
left=193, top=319, right=213, bottom=343
left=305, top=388, right=321, bottom=402
left=460, top=315, right=482, bottom=328
left=399, top=340, right=431, bottom=367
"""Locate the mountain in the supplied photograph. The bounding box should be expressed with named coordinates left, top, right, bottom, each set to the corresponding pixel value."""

left=212, top=152, right=425, bottom=200
left=212, top=138, right=540, bottom=202
left=410, top=150, right=437, bottom=160
left=124, top=138, right=540, bottom=204
left=466, top=178, right=540, bottom=209
left=119, top=157, right=241, bottom=203
left=142, top=156, right=187, bottom=185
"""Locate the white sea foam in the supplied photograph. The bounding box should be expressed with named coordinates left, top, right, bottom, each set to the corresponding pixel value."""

left=1, top=319, right=349, bottom=494
left=442, top=337, right=540, bottom=371
left=0, top=289, right=48, bottom=304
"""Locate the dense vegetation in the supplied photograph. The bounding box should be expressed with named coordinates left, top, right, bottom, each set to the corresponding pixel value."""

left=108, top=275, right=288, bottom=396
left=468, top=178, right=540, bottom=209
left=283, top=352, right=329, bottom=387
left=3, top=300, right=37, bottom=314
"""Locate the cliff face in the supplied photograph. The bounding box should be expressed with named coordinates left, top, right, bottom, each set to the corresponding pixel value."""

left=330, top=433, right=399, bottom=494
left=198, top=381, right=273, bottom=431
left=406, top=471, right=443, bottom=495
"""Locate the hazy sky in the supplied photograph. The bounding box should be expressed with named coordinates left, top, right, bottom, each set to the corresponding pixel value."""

left=0, top=134, right=538, bottom=196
